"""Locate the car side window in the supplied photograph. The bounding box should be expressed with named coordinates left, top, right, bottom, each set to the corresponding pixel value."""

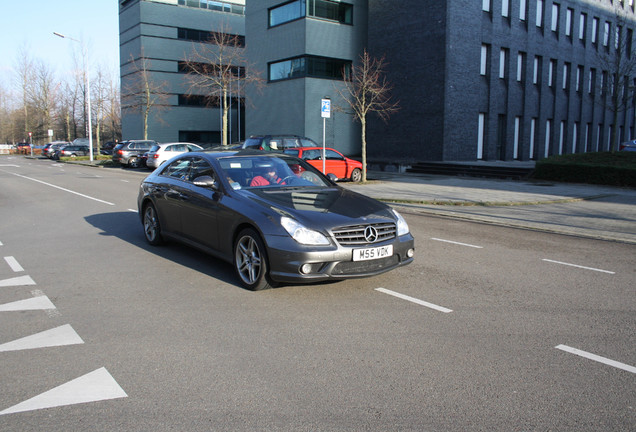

left=304, top=150, right=321, bottom=160
left=300, top=138, right=315, bottom=147
left=325, top=149, right=343, bottom=160
left=283, top=138, right=298, bottom=148
left=189, top=157, right=216, bottom=183
left=163, top=158, right=192, bottom=181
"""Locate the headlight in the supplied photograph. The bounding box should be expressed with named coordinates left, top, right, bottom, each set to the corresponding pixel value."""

left=281, top=216, right=330, bottom=245
left=392, top=209, right=410, bottom=236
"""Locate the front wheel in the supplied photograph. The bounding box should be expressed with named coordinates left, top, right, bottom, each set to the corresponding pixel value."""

left=234, top=228, right=272, bottom=291
left=143, top=203, right=163, bottom=245
left=350, top=168, right=362, bottom=182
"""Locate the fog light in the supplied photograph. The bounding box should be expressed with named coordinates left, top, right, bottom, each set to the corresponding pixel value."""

left=407, top=248, right=414, bottom=258
left=300, top=263, right=313, bottom=274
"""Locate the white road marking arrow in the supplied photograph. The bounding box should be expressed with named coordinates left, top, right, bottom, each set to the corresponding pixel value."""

left=0, top=367, right=127, bottom=415
left=0, top=275, right=36, bottom=287
left=0, top=295, right=56, bottom=311
left=0, top=324, right=83, bottom=352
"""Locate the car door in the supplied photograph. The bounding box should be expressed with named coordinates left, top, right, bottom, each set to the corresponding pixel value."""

left=179, top=157, right=221, bottom=251
left=323, top=149, right=346, bottom=179
left=154, top=157, right=193, bottom=236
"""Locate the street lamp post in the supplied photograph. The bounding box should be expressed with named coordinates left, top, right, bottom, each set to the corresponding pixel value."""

left=53, top=32, right=93, bottom=162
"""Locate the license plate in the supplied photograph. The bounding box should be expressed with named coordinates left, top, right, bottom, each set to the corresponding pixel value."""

left=352, top=245, right=393, bottom=261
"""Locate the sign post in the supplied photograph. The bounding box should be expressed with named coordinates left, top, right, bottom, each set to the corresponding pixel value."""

left=321, top=98, right=331, bottom=174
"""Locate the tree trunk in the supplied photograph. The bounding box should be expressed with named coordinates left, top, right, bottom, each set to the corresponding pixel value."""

left=222, top=88, right=229, bottom=146
left=361, top=117, right=367, bottom=182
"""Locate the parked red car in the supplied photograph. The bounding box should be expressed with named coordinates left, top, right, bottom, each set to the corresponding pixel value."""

left=284, top=147, right=363, bottom=182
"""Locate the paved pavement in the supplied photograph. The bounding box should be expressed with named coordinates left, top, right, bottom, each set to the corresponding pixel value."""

left=342, top=171, right=636, bottom=245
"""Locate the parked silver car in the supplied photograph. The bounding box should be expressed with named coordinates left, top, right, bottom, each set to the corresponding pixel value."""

left=145, top=142, right=203, bottom=169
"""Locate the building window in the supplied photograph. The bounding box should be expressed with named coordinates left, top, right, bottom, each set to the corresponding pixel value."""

left=177, top=0, right=245, bottom=15
left=307, top=0, right=353, bottom=24
left=615, top=25, right=622, bottom=50
left=548, top=59, right=556, bottom=87
left=269, top=0, right=353, bottom=28
left=533, top=55, right=541, bottom=84
left=530, top=118, right=537, bottom=159
left=478, top=113, right=486, bottom=160
left=177, top=28, right=245, bottom=47
left=558, top=121, right=565, bottom=155
left=604, top=21, right=611, bottom=47
left=269, top=0, right=305, bottom=27
left=545, top=119, right=552, bottom=158
left=269, top=55, right=351, bottom=82
left=579, top=13, right=587, bottom=41
left=589, top=68, right=596, bottom=94
left=483, top=0, right=491, bottom=12
left=576, top=65, right=583, bottom=92
left=592, top=17, right=599, bottom=44
left=513, top=116, right=521, bottom=159
left=481, top=44, right=489, bottom=76
left=565, top=8, right=573, bottom=37
left=502, top=0, right=510, bottom=17
left=499, top=48, right=507, bottom=79
left=551, top=3, right=559, bottom=32
left=572, top=122, right=579, bottom=153
left=517, top=52, right=525, bottom=81
left=536, top=0, right=544, bottom=27
left=520, top=0, right=527, bottom=21
left=563, top=63, right=570, bottom=90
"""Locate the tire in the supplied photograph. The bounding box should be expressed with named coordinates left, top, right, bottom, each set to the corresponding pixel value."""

left=143, top=203, right=163, bottom=245
left=129, top=157, right=140, bottom=168
left=234, top=228, right=272, bottom=291
left=350, top=168, right=362, bottom=182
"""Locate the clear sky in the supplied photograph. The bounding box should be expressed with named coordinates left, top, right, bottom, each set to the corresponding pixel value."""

left=0, top=0, right=120, bottom=89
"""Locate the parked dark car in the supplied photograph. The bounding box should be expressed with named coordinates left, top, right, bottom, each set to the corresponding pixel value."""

left=242, top=135, right=317, bottom=151
left=100, top=141, right=118, bottom=155
left=112, top=140, right=157, bottom=167
left=284, top=147, right=363, bottom=182
left=52, top=145, right=90, bottom=159
left=137, top=150, right=415, bottom=291
left=42, top=141, right=71, bottom=158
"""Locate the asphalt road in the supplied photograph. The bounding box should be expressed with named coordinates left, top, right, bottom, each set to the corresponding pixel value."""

left=0, top=157, right=634, bottom=431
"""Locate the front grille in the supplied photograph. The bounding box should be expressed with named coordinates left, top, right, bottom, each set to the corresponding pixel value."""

left=332, top=222, right=396, bottom=246
left=332, top=255, right=399, bottom=275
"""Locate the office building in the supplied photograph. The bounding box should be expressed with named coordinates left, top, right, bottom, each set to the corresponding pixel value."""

left=120, top=0, right=636, bottom=161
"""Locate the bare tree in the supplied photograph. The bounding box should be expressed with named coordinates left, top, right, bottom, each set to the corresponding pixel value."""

left=596, top=8, right=636, bottom=152
left=121, top=50, right=170, bottom=140
left=14, top=46, right=35, bottom=142
left=335, top=49, right=399, bottom=182
left=183, top=24, right=262, bottom=146
left=29, top=60, right=59, bottom=142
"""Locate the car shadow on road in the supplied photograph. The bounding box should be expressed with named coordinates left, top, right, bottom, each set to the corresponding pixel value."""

left=85, top=211, right=240, bottom=289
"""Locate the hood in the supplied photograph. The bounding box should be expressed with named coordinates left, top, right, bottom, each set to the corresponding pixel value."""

left=245, top=186, right=395, bottom=226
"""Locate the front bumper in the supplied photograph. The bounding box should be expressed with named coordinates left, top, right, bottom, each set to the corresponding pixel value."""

left=266, top=234, right=415, bottom=284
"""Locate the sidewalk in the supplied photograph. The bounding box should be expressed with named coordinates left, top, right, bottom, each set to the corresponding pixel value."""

left=342, top=171, right=636, bottom=244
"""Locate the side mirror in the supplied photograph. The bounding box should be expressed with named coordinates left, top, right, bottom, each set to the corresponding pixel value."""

left=327, top=173, right=338, bottom=183
left=193, top=175, right=218, bottom=189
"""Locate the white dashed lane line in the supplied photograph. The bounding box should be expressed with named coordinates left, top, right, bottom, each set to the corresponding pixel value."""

left=542, top=259, right=615, bottom=274
left=375, top=288, right=453, bottom=313
left=431, top=238, right=483, bottom=249
left=556, top=345, right=636, bottom=374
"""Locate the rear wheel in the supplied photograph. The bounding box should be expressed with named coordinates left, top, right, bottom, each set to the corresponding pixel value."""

left=143, top=203, right=163, bottom=245
left=350, top=168, right=362, bottom=182
left=234, top=229, right=272, bottom=291
left=129, top=157, right=140, bottom=168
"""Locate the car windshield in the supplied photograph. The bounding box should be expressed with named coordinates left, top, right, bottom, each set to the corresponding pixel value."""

left=217, top=155, right=332, bottom=189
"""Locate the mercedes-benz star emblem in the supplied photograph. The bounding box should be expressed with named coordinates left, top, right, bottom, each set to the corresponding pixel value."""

left=364, top=226, right=378, bottom=243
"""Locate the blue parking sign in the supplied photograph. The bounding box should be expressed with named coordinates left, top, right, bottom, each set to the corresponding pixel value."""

left=321, top=99, right=331, bottom=118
